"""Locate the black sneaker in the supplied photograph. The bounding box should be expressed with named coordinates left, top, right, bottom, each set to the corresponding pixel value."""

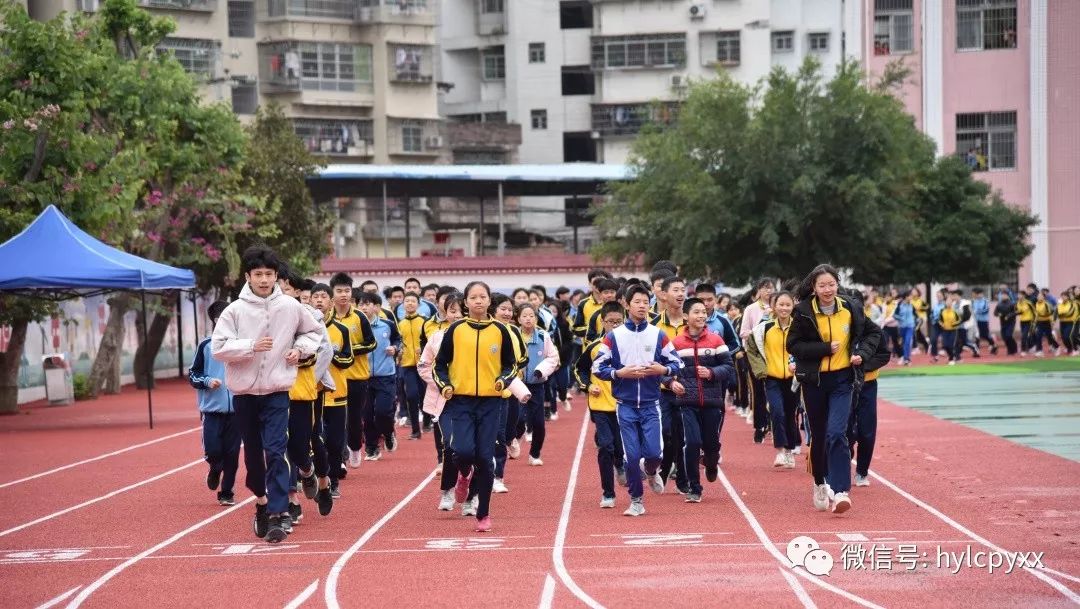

left=705, top=464, right=718, bottom=483
left=422, top=421, right=433, bottom=433
left=316, top=487, right=334, bottom=516
left=338, top=464, right=348, bottom=479
left=408, top=432, right=421, bottom=440
left=265, top=514, right=287, bottom=543
left=386, top=432, right=398, bottom=453
left=281, top=512, right=294, bottom=534
left=300, top=470, right=318, bottom=500
left=253, top=503, right=269, bottom=539
left=217, top=491, right=235, bottom=506
left=753, top=429, right=766, bottom=444
left=206, top=467, right=222, bottom=491
left=288, top=502, right=303, bottom=526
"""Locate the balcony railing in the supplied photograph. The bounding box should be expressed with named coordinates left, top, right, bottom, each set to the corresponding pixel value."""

left=267, top=0, right=357, bottom=20
left=258, top=42, right=374, bottom=97
left=356, top=0, right=433, bottom=24
left=140, top=0, right=216, bottom=11
left=387, top=118, right=444, bottom=156
left=293, top=118, right=375, bottom=157
left=389, top=45, right=434, bottom=83
left=591, top=102, right=680, bottom=137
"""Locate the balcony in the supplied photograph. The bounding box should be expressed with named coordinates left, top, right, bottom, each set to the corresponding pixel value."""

left=591, top=102, right=680, bottom=137
left=356, top=0, right=434, bottom=26
left=140, top=0, right=216, bottom=11
left=429, top=198, right=521, bottom=229
left=389, top=45, right=435, bottom=84
left=258, top=42, right=375, bottom=105
left=293, top=118, right=375, bottom=157
left=267, top=0, right=357, bottom=20
left=590, top=34, right=688, bottom=71
left=386, top=118, right=444, bottom=156
left=476, top=0, right=506, bottom=36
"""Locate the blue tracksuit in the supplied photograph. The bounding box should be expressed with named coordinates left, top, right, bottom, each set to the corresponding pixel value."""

left=189, top=337, right=239, bottom=496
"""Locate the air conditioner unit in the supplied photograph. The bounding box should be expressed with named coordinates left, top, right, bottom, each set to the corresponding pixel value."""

left=669, top=73, right=687, bottom=89
left=689, top=3, right=706, bottom=19
left=425, top=135, right=444, bottom=149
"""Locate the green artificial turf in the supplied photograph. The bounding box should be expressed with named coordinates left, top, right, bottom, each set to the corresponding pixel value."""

left=880, top=357, right=1080, bottom=377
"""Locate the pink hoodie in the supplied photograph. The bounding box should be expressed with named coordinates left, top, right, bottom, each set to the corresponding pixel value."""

left=418, top=329, right=447, bottom=417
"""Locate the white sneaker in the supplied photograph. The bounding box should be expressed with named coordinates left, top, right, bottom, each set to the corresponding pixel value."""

left=854, top=474, right=870, bottom=487
left=348, top=451, right=362, bottom=469
left=623, top=500, right=645, bottom=517
left=831, top=492, right=852, bottom=514
left=492, top=478, right=509, bottom=493
left=793, top=446, right=802, bottom=455
left=525, top=431, right=533, bottom=443
left=462, top=496, right=478, bottom=517
left=745, top=411, right=753, bottom=424
left=1035, top=351, right=1045, bottom=358
left=648, top=472, right=665, bottom=495
left=784, top=452, right=796, bottom=469
left=563, top=399, right=573, bottom=412
left=550, top=411, right=559, bottom=421
left=813, top=484, right=830, bottom=511
left=599, top=496, right=616, bottom=509
left=948, top=360, right=956, bottom=366
left=773, top=452, right=787, bottom=468
left=529, top=456, right=544, bottom=466
left=508, top=438, right=521, bottom=459
left=438, top=490, right=454, bottom=511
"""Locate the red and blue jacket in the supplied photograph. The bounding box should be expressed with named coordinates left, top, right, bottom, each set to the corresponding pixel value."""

left=668, top=327, right=735, bottom=409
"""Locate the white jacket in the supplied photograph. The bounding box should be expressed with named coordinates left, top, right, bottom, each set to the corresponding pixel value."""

left=304, top=304, right=335, bottom=393
left=211, top=283, right=324, bottom=396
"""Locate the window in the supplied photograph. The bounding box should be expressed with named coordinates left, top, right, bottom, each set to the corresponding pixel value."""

left=531, top=109, right=548, bottom=130
left=480, top=0, right=503, bottom=13
left=482, top=46, right=506, bottom=80
left=157, top=38, right=218, bottom=79
left=957, top=0, right=1017, bottom=51
left=956, top=111, right=1016, bottom=171
left=231, top=81, right=258, bottom=114
left=293, top=119, right=374, bottom=155
left=808, top=32, right=829, bottom=53
left=392, top=45, right=431, bottom=82
left=591, top=34, right=687, bottom=70
left=559, top=1, right=592, bottom=29
left=298, top=43, right=372, bottom=91
left=564, top=197, right=592, bottom=227
left=874, top=0, right=914, bottom=55
left=563, top=132, right=596, bottom=163
left=561, top=65, right=595, bottom=95
left=529, top=42, right=545, bottom=64
left=771, top=31, right=794, bottom=53
left=483, top=111, right=507, bottom=123
left=401, top=120, right=423, bottom=152
left=716, top=30, right=740, bottom=65
left=227, top=1, right=254, bottom=38
left=268, top=0, right=355, bottom=19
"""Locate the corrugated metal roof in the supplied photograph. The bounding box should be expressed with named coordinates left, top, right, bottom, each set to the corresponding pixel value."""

left=314, top=163, right=635, bottom=182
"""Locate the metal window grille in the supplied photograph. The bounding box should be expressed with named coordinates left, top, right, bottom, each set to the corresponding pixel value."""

left=874, top=0, right=914, bottom=55
left=157, top=38, right=218, bottom=79
left=297, top=43, right=371, bottom=91
left=293, top=119, right=374, bottom=155
left=771, top=31, right=794, bottom=53
left=231, top=81, right=258, bottom=114
left=590, top=34, right=687, bottom=70
left=808, top=32, right=829, bottom=52
left=716, top=31, right=740, bottom=64
left=531, top=109, right=548, bottom=130
left=957, top=0, right=1017, bottom=50
left=227, top=1, right=254, bottom=37
left=401, top=120, right=424, bottom=152
left=956, top=111, right=1016, bottom=171
left=529, top=42, right=545, bottom=63
left=482, top=46, right=505, bottom=79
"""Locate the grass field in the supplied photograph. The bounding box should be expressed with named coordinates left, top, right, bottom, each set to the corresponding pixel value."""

left=881, top=356, right=1080, bottom=377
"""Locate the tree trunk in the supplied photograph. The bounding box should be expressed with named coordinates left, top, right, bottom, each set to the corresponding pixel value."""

left=133, top=291, right=177, bottom=390
left=87, top=293, right=131, bottom=398
left=0, top=319, right=30, bottom=415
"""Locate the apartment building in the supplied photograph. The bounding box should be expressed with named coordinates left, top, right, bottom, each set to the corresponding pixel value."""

left=438, top=0, right=860, bottom=249
left=864, top=0, right=1078, bottom=289
left=25, top=0, right=444, bottom=258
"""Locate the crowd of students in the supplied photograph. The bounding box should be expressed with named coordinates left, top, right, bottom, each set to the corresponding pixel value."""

left=187, top=245, right=1079, bottom=542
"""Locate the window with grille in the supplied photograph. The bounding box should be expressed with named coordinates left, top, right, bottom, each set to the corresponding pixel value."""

left=157, top=38, right=218, bottom=79
left=808, top=32, right=829, bottom=53
left=401, top=120, right=424, bottom=152
left=529, top=42, right=546, bottom=64
left=231, top=82, right=258, bottom=114
left=227, top=1, right=254, bottom=37
left=771, top=31, right=794, bottom=54
left=874, top=0, right=914, bottom=55
left=590, top=34, right=686, bottom=70
left=480, top=0, right=503, bottom=13
left=293, top=119, right=374, bottom=155
left=531, top=109, right=548, bottom=130
left=299, top=43, right=372, bottom=91
left=482, top=46, right=505, bottom=80
left=392, top=45, right=431, bottom=82
left=716, top=31, right=740, bottom=64
left=957, top=0, right=1017, bottom=51
left=956, top=111, right=1016, bottom=171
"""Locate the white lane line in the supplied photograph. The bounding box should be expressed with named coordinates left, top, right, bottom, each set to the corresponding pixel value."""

left=778, top=567, right=818, bottom=609
left=324, top=469, right=437, bottom=609
left=283, top=579, right=319, bottom=609
left=715, top=468, right=885, bottom=609
left=0, top=459, right=203, bottom=539
left=34, top=586, right=82, bottom=609
left=868, top=468, right=1080, bottom=604
left=538, top=573, right=557, bottom=609
left=1038, top=566, right=1080, bottom=586
left=551, top=407, right=607, bottom=609
left=64, top=497, right=255, bottom=609
left=0, top=427, right=201, bottom=489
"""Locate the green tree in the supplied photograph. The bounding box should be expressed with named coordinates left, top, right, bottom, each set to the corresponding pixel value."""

left=595, top=59, right=937, bottom=284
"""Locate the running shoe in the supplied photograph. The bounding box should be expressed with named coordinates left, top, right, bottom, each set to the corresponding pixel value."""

left=348, top=451, right=362, bottom=469
left=300, top=469, right=318, bottom=500
left=475, top=516, right=492, bottom=533
left=253, top=503, right=269, bottom=539
left=685, top=493, right=702, bottom=503
left=854, top=474, right=870, bottom=487
left=623, top=499, right=645, bottom=517
left=266, top=514, right=288, bottom=543
left=217, top=491, right=235, bottom=506
left=454, top=473, right=471, bottom=503
left=288, top=502, right=303, bottom=525
left=600, top=496, right=616, bottom=509
left=492, top=478, right=509, bottom=493
left=508, top=438, right=521, bottom=459
left=529, top=456, right=544, bottom=466
left=316, top=487, right=334, bottom=516
left=616, top=466, right=628, bottom=487
left=462, top=496, right=478, bottom=517
left=705, top=464, right=718, bottom=483
left=649, top=472, right=665, bottom=495
left=813, top=484, right=830, bottom=511
left=206, top=467, right=222, bottom=491
left=773, top=452, right=787, bottom=467
left=784, top=452, right=796, bottom=469
left=438, top=490, right=454, bottom=511
left=386, top=432, right=398, bottom=453
left=831, top=492, right=852, bottom=514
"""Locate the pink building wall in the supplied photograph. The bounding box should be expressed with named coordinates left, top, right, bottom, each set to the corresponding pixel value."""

left=864, top=0, right=924, bottom=130
left=1046, top=1, right=1080, bottom=289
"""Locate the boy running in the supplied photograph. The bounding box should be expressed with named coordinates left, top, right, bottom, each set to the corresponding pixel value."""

left=189, top=301, right=240, bottom=506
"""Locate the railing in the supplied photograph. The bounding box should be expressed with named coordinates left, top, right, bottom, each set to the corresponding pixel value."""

left=140, top=0, right=217, bottom=11
left=591, top=102, right=680, bottom=137
left=293, top=118, right=375, bottom=156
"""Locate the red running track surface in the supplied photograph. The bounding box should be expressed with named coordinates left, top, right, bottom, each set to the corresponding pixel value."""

left=0, top=378, right=1077, bottom=608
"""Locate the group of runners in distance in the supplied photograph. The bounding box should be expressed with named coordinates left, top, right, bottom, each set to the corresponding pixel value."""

left=187, top=244, right=1080, bottom=541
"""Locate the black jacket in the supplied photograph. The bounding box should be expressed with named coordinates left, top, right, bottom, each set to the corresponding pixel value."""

left=786, top=295, right=882, bottom=386
left=994, top=300, right=1017, bottom=324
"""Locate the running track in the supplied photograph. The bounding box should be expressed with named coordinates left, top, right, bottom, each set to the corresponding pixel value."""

left=1, top=378, right=1077, bottom=608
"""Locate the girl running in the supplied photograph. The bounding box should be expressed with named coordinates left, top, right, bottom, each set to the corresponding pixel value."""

left=491, top=293, right=528, bottom=494
left=787, top=264, right=881, bottom=515
left=419, top=292, right=463, bottom=511
left=746, top=291, right=799, bottom=470
left=516, top=302, right=560, bottom=466
left=434, top=282, right=518, bottom=532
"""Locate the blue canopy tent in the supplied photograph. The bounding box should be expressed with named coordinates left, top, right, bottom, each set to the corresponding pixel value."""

left=0, top=205, right=197, bottom=427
